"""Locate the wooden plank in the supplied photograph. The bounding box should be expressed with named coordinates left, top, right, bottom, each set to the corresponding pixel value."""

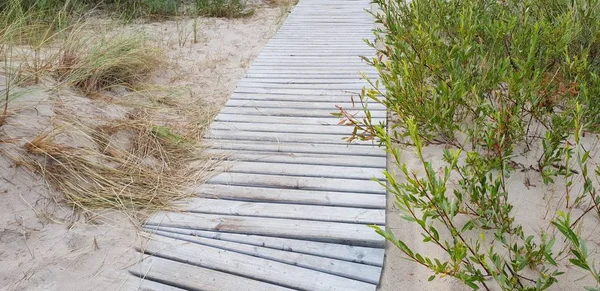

left=214, top=114, right=370, bottom=125
left=143, top=226, right=385, bottom=266
left=180, top=198, right=384, bottom=224
left=149, top=230, right=382, bottom=284
left=145, top=212, right=385, bottom=247
left=122, top=276, right=188, bottom=291
left=237, top=79, right=367, bottom=84
left=245, top=69, right=374, bottom=74
left=211, top=121, right=354, bottom=135
left=189, top=184, right=386, bottom=209
left=219, top=161, right=385, bottom=180
left=250, top=63, right=369, bottom=68
left=130, top=256, right=294, bottom=291
left=263, top=44, right=371, bottom=47
left=218, top=107, right=386, bottom=118
left=250, top=63, right=369, bottom=67
left=224, top=100, right=384, bottom=110
left=233, top=88, right=365, bottom=95
left=207, top=129, right=382, bottom=145
left=245, top=73, right=377, bottom=79
left=273, top=30, right=372, bottom=33
left=259, top=49, right=373, bottom=54
left=207, top=130, right=373, bottom=145
left=203, top=149, right=386, bottom=168
left=250, top=62, right=369, bottom=66
left=255, top=52, right=373, bottom=56
left=258, top=45, right=368, bottom=49
left=139, top=235, right=378, bottom=291
left=235, top=82, right=368, bottom=90
left=190, top=184, right=386, bottom=208
left=204, top=139, right=386, bottom=157
left=207, top=172, right=386, bottom=194
left=229, top=93, right=369, bottom=102
left=251, top=60, right=371, bottom=65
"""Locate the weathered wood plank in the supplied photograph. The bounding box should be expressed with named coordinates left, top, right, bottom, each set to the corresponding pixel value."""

left=139, top=235, right=377, bottom=291
left=245, top=73, right=377, bottom=79
left=236, top=81, right=368, bottom=89
left=145, top=212, right=384, bottom=247
left=219, top=161, right=385, bottom=180
left=204, top=149, right=386, bottom=168
left=211, top=121, right=354, bottom=135
left=150, top=230, right=382, bottom=284
left=143, top=226, right=385, bottom=266
left=204, top=139, right=386, bottom=157
left=214, top=114, right=385, bottom=125
left=207, top=172, right=385, bottom=194
left=237, top=78, right=367, bottom=84
left=229, top=93, right=368, bottom=102
left=130, top=256, right=294, bottom=291
left=224, top=100, right=384, bottom=111
left=207, top=130, right=378, bottom=145
left=189, top=184, right=386, bottom=209
left=218, top=107, right=386, bottom=118
left=214, top=113, right=365, bottom=125
left=122, top=276, right=188, bottom=291
left=233, top=88, right=365, bottom=96
left=180, top=197, right=385, bottom=224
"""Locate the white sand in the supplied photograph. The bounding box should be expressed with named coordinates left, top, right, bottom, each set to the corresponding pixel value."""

left=378, top=140, right=600, bottom=290
left=0, top=7, right=282, bottom=291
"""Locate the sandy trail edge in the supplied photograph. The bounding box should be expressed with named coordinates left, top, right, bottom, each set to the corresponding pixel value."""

left=0, top=7, right=284, bottom=291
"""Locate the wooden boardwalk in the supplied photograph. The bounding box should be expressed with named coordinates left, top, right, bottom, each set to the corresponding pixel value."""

left=128, top=0, right=386, bottom=290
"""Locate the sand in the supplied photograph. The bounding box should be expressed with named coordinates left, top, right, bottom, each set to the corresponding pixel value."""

left=0, top=6, right=283, bottom=291
left=378, top=140, right=600, bottom=290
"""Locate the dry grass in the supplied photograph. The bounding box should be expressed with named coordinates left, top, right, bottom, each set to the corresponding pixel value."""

left=58, top=27, right=165, bottom=94
left=21, top=109, right=219, bottom=218
left=0, top=3, right=230, bottom=219
left=264, top=0, right=298, bottom=7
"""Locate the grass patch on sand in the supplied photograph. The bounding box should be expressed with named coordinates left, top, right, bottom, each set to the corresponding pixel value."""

left=0, top=1, right=229, bottom=217
left=194, top=0, right=254, bottom=18
left=58, top=30, right=165, bottom=94
left=22, top=110, right=218, bottom=215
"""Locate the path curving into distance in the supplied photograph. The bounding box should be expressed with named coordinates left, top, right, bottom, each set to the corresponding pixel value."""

left=127, top=0, right=386, bottom=290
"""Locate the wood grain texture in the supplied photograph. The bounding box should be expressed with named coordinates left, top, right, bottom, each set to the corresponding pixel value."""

left=139, top=235, right=378, bottom=291
left=145, top=212, right=384, bottom=247
left=130, top=0, right=386, bottom=290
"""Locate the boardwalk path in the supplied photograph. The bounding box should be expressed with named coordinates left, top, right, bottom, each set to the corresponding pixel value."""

left=128, top=0, right=386, bottom=290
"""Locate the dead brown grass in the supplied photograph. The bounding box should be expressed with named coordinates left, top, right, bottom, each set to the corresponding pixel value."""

left=20, top=102, right=220, bottom=219
left=0, top=12, right=228, bottom=220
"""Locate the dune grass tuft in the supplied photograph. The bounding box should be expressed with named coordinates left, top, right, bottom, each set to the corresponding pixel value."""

left=0, top=1, right=222, bottom=216
left=58, top=30, right=165, bottom=94
left=23, top=111, right=219, bottom=216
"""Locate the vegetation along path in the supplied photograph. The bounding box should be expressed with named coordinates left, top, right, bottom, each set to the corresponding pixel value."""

left=128, top=0, right=386, bottom=290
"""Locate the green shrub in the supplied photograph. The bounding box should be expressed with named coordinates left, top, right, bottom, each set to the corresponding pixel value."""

left=145, top=0, right=180, bottom=17
left=194, top=0, right=253, bottom=18
left=99, top=0, right=181, bottom=18
left=343, top=0, right=600, bottom=290
left=0, top=0, right=182, bottom=23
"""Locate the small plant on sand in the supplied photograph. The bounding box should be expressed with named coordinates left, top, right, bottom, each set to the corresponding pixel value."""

left=58, top=29, right=164, bottom=94
left=342, top=0, right=600, bottom=290
left=195, top=0, right=254, bottom=18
